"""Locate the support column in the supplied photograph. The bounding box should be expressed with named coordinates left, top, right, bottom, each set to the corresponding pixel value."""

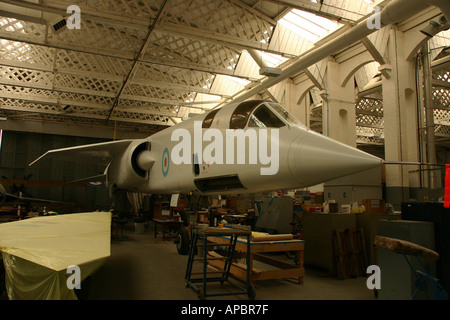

left=422, top=42, right=438, bottom=189
left=323, top=61, right=357, bottom=147
left=287, top=79, right=309, bottom=126
left=322, top=61, right=383, bottom=206
left=382, top=29, right=421, bottom=209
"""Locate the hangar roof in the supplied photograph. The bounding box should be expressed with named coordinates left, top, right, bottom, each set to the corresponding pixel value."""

left=0, top=0, right=448, bottom=145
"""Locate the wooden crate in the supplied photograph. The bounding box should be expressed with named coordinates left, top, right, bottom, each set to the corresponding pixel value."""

left=332, top=228, right=368, bottom=279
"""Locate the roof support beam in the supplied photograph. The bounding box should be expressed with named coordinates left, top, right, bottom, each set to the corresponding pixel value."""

left=265, top=0, right=364, bottom=25
left=106, top=0, right=169, bottom=122
left=361, top=37, right=386, bottom=65
left=0, top=32, right=135, bottom=60
left=0, top=76, right=216, bottom=110
left=158, top=23, right=291, bottom=57
left=0, top=98, right=175, bottom=126
left=0, top=0, right=287, bottom=56
left=433, top=79, right=450, bottom=89
left=229, top=0, right=436, bottom=105
left=1, top=56, right=234, bottom=98
left=0, top=36, right=257, bottom=82
left=0, top=101, right=171, bottom=126
left=0, top=89, right=183, bottom=119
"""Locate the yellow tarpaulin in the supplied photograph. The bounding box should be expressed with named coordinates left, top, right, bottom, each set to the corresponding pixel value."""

left=0, top=212, right=111, bottom=300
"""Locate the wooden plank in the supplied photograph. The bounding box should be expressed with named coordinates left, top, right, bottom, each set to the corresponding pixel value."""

left=374, top=235, right=440, bottom=260
left=344, top=229, right=358, bottom=278
left=190, top=271, right=226, bottom=275
left=206, top=237, right=305, bottom=284
left=208, top=236, right=305, bottom=252
left=332, top=229, right=343, bottom=279
left=349, top=228, right=367, bottom=277
left=194, top=256, right=229, bottom=261
left=254, top=268, right=304, bottom=282
left=233, top=261, right=305, bottom=281
left=252, top=253, right=299, bottom=270
left=209, top=259, right=305, bottom=283
left=237, top=242, right=305, bottom=253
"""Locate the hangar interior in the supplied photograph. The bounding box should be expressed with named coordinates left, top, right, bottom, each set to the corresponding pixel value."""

left=0, top=0, right=449, bottom=301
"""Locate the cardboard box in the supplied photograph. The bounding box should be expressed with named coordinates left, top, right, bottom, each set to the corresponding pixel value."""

left=362, top=199, right=386, bottom=214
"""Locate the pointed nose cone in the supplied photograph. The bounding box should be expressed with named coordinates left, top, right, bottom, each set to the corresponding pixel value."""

left=288, top=131, right=383, bottom=187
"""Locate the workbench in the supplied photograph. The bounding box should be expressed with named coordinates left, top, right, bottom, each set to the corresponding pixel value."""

left=152, top=219, right=183, bottom=241
left=207, top=235, right=305, bottom=284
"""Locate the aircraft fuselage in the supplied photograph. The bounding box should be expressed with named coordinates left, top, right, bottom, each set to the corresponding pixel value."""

left=107, top=100, right=382, bottom=195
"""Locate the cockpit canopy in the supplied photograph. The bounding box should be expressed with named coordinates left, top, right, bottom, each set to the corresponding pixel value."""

left=227, top=100, right=303, bottom=129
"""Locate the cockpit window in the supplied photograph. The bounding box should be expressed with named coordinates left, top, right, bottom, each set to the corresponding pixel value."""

left=229, top=100, right=265, bottom=129
left=202, top=108, right=220, bottom=128
left=229, top=100, right=295, bottom=129
left=248, top=105, right=286, bottom=128
left=268, top=102, right=303, bottom=127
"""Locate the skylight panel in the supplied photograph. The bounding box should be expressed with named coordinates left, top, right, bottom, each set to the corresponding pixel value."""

left=0, top=18, right=10, bottom=27
left=293, top=9, right=339, bottom=31
left=279, top=8, right=341, bottom=43
left=224, top=75, right=251, bottom=86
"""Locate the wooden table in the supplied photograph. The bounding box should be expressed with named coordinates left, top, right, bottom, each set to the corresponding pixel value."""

left=207, top=236, right=305, bottom=284
left=152, top=219, right=183, bottom=241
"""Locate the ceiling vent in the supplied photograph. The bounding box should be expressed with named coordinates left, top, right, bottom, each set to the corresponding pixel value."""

left=49, top=16, right=67, bottom=33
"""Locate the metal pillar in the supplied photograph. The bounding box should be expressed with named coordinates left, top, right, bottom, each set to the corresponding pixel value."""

left=422, top=42, right=437, bottom=189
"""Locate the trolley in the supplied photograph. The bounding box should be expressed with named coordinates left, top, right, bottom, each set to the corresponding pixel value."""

left=184, top=225, right=255, bottom=300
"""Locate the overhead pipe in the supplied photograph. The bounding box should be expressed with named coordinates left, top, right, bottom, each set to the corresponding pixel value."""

left=427, top=0, right=450, bottom=22
left=247, top=49, right=282, bottom=77
left=247, top=49, right=270, bottom=70
left=231, top=0, right=448, bottom=104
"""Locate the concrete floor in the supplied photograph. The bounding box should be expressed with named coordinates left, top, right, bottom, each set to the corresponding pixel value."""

left=87, top=221, right=377, bottom=301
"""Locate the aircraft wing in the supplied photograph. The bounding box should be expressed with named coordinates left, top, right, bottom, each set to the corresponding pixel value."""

left=29, top=139, right=133, bottom=166
left=66, top=174, right=107, bottom=185
left=3, top=193, right=65, bottom=205
left=0, top=184, right=69, bottom=207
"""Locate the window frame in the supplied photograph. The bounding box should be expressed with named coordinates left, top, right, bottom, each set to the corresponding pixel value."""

left=229, top=100, right=292, bottom=129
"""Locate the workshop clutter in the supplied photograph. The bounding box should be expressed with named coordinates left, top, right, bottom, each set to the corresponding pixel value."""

left=297, top=195, right=390, bottom=215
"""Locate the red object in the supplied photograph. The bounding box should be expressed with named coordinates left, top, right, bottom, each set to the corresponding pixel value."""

left=444, top=164, right=450, bottom=208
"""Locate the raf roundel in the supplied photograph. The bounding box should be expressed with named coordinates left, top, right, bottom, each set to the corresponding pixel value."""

left=162, top=148, right=170, bottom=177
